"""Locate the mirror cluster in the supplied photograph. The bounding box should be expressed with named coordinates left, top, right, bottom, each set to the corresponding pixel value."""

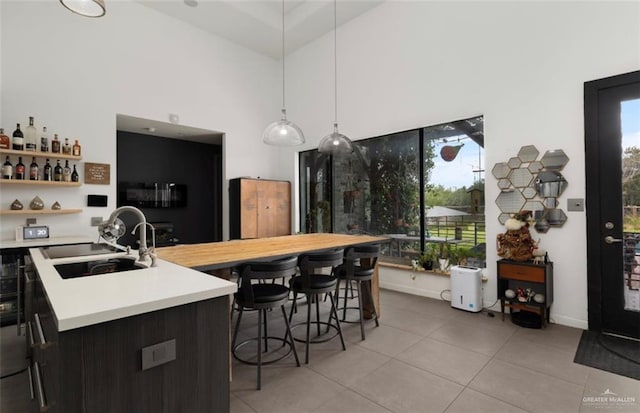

left=492, top=146, right=569, bottom=233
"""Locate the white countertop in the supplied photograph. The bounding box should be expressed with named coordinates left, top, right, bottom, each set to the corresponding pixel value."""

left=0, top=235, right=95, bottom=249
left=29, top=246, right=237, bottom=332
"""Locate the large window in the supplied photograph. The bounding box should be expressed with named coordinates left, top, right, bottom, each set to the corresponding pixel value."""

left=299, top=116, right=485, bottom=267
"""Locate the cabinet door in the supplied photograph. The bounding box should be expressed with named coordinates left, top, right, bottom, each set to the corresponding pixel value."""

left=257, top=181, right=290, bottom=238
left=240, top=179, right=259, bottom=239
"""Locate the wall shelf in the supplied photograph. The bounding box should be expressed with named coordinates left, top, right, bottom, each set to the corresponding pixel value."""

left=0, top=148, right=81, bottom=161
left=0, top=179, right=80, bottom=187
left=0, top=209, right=82, bottom=216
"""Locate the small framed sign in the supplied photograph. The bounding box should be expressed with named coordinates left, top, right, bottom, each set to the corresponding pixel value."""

left=84, top=162, right=110, bottom=185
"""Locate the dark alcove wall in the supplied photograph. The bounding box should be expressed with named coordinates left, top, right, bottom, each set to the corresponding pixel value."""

left=117, top=131, right=222, bottom=246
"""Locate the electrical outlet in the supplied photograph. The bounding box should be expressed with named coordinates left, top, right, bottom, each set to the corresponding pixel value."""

left=91, top=217, right=104, bottom=226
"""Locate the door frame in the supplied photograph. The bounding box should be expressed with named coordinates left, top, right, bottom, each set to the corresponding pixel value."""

left=585, top=70, right=640, bottom=332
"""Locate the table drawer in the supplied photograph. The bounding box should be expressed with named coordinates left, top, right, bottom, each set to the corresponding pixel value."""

left=498, top=263, right=545, bottom=282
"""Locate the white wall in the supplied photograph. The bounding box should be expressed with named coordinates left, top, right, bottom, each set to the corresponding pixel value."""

left=0, top=0, right=281, bottom=241
left=281, top=1, right=640, bottom=328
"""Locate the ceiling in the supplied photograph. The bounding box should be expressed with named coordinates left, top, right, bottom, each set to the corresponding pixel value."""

left=135, top=0, right=384, bottom=59
left=119, top=1, right=382, bottom=142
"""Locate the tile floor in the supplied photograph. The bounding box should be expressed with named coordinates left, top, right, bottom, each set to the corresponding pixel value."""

left=230, top=289, right=640, bottom=413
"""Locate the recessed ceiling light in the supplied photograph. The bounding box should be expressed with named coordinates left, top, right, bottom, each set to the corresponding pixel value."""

left=184, top=0, right=198, bottom=7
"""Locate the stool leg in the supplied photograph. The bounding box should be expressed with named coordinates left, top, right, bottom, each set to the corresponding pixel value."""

left=356, top=280, right=365, bottom=340
left=263, top=309, right=269, bottom=352
left=367, top=280, right=380, bottom=327
left=288, top=291, right=298, bottom=323
left=315, top=293, right=321, bottom=337
left=232, top=307, right=243, bottom=350
left=328, top=292, right=346, bottom=351
left=257, top=309, right=262, bottom=390
left=305, top=293, right=312, bottom=364
left=281, top=305, right=300, bottom=367
left=342, top=280, right=349, bottom=321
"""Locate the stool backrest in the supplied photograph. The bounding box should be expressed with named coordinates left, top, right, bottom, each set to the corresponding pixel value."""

left=342, top=244, right=381, bottom=277
left=238, top=256, right=298, bottom=303
left=298, top=249, right=344, bottom=276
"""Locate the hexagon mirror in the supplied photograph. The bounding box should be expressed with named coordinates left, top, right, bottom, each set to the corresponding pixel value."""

left=536, top=170, right=567, bottom=198
left=540, top=149, right=569, bottom=170
left=498, top=213, right=511, bottom=225
left=509, top=168, right=534, bottom=188
left=517, top=145, right=539, bottom=163
left=545, top=208, right=567, bottom=227
left=528, top=161, right=543, bottom=174
left=507, top=157, right=522, bottom=169
left=523, top=187, right=537, bottom=199
left=492, top=163, right=510, bottom=179
left=498, top=179, right=511, bottom=190
left=496, top=190, right=526, bottom=213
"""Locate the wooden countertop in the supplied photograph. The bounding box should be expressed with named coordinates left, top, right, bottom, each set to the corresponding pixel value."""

left=156, top=233, right=388, bottom=271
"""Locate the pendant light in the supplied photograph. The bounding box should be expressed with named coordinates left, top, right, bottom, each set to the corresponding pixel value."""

left=318, top=0, right=353, bottom=154
left=263, top=0, right=305, bottom=146
left=59, top=0, right=106, bottom=17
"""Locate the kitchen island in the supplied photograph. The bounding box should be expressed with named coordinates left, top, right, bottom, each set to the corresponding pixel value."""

left=27, top=246, right=236, bottom=413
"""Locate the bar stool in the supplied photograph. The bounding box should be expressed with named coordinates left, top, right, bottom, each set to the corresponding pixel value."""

left=231, top=256, right=300, bottom=390
left=288, top=249, right=346, bottom=364
left=335, top=244, right=380, bottom=340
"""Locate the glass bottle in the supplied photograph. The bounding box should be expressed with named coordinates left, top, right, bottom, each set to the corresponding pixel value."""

left=40, top=126, right=49, bottom=152
left=71, top=164, right=79, bottom=182
left=72, top=139, right=81, bottom=156
left=12, top=124, right=24, bottom=151
left=0, top=128, right=10, bottom=149
left=52, top=134, right=61, bottom=153
left=43, top=159, right=52, bottom=181
left=15, top=156, right=25, bottom=180
left=53, top=160, right=63, bottom=182
left=25, top=116, right=37, bottom=151
left=29, top=157, right=39, bottom=180
left=62, top=160, right=71, bottom=182
left=2, top=156, right=12, bottom=179
left=62, top=138, right=71, bottom=155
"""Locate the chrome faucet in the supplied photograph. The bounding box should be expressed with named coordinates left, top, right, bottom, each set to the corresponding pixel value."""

left=98, top=206, right=157, bottom=267
left=132, top=221, right=157, bottom=267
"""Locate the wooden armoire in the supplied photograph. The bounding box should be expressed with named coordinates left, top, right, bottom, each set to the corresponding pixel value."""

left=229, top=178, right=292, bottom=239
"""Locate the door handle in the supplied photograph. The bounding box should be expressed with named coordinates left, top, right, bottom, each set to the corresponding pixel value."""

left=604, top=235, right=623, bottom=244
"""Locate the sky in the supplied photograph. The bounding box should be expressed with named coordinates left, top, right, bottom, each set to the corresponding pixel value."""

left=621, top=98, right=640, bottom=150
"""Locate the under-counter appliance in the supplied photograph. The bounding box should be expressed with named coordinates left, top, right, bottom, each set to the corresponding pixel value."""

left=450, top=265, right=483, bottom=312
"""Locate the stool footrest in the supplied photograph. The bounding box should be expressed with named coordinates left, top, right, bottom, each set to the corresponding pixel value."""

left=232, top=336, right=295, bottom=366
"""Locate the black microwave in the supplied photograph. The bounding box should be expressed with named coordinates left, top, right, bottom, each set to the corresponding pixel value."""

left=118, top=182, right=187, bottom=208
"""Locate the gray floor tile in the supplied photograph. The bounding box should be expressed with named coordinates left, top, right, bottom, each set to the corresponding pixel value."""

left=312, top=389, right=391, bottom=413
left=379, top=306, right=448, bottom=336
left=350, top=359, right=463, bottom=413
left=357, top=324, right=423, bottom=357
left=231, top=393, right=257, bottom=413
left=445, top=388, right=529, bottom=413
left=428, top=320, right=515, bottom=356
left=396, top=337, right=491, bottom=385
left=450, top=308, right=519, bottom=333
left=495, top=337, right=590, bottom=385
left=512, top=323, right=583, bottom=354
left=308, top=344, right=391, bottom=387
left=470, top=359, right=584, bottom=413
left=584, top=368, right=640, bottom=399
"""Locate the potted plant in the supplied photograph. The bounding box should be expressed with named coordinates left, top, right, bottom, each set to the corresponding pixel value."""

left=418, top=243, right=439, bottom=270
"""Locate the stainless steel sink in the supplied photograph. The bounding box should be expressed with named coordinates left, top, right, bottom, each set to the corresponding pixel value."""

left=54, top=258, right=147, bottom=279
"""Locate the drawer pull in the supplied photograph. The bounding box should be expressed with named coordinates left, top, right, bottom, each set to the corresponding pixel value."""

left=34, top=361, right=48, bottom=410
left=34, top=313, right=46, bottom=346
left=27, top=365, right=35, bottom=401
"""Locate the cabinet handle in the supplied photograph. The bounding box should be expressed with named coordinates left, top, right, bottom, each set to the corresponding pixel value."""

left=27, top=364, right=35, bottom=401
left=27, top=321, right=35, bottom=347
left=34, top=361, right=47, bottom=410
left=34, top=313, right=46, bottom=346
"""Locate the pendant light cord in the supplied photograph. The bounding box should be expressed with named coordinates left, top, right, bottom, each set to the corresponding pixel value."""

left=333, top=0, right=338, bottom=124
left=282, top=0, right=286, bottom=110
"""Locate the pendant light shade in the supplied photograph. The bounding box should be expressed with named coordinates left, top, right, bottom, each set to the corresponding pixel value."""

left=59, top=0, right=106, bottom=17
left=318, top=0, right=352, bottom=154
left=318, top=123, right=353, bottom=154
left=263, top=109, right=305, bottom=146
left=263, top=0, right=305, bottom=146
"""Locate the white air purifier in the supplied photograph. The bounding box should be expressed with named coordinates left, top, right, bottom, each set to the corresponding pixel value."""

left=450, top=265, right=483, bottom=312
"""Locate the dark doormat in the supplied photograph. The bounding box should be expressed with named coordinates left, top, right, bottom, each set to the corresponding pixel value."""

left=574, top=330, right=640, bottom=380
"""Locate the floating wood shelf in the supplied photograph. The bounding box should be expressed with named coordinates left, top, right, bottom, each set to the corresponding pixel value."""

left=0, top=208, right=82, bottom=216
left=0, top=179, right=80, bottom=187
left=0, top=148, right=81, bottom=161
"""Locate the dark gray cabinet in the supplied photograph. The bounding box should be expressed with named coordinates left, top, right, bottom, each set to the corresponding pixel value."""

left=28, top=269, right=230, bottom=413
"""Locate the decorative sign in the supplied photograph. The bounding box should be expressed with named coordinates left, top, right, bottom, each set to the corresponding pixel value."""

left=84, top=162, right=110, bottom=185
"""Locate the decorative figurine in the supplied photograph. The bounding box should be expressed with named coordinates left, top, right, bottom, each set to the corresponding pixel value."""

left=29, top=196, right=44, bottom=210
left=51, top=201, right=62, bottom=210
left=10, top=199, right=23, bottom=210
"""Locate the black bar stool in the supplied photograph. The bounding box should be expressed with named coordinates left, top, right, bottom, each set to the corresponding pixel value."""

left=335, top=244, right=380, bottom=340
left=288, top=249, right=346, bottom=364
left=231, top=256, right=300, bottom=390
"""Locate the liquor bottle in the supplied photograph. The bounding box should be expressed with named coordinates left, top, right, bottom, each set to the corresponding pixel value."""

left=52, top=134, right=60, bottom=153
left=53, top=160, right=63, bottom=182
left=40, top=126, right=49, bottom=152
left=29, top=157, right=39, bottom=180
left=2, top=156, right=12, bottom=179
left=72, top=139, right=81, bottom=156
left=25, top=117, right=37, bottom=151
left=62, top=160, right=71, bottom=182
left=12, top=124, right=24, bottom=150
left=43, top=158, right=52, bottom=181
left=62, top=138, right=71, bottom=155
left=71, top=164, right=79, bottom=182
left=15, top=156, right=25, bottom=180
left=0, top=128, right=10, bottom=149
